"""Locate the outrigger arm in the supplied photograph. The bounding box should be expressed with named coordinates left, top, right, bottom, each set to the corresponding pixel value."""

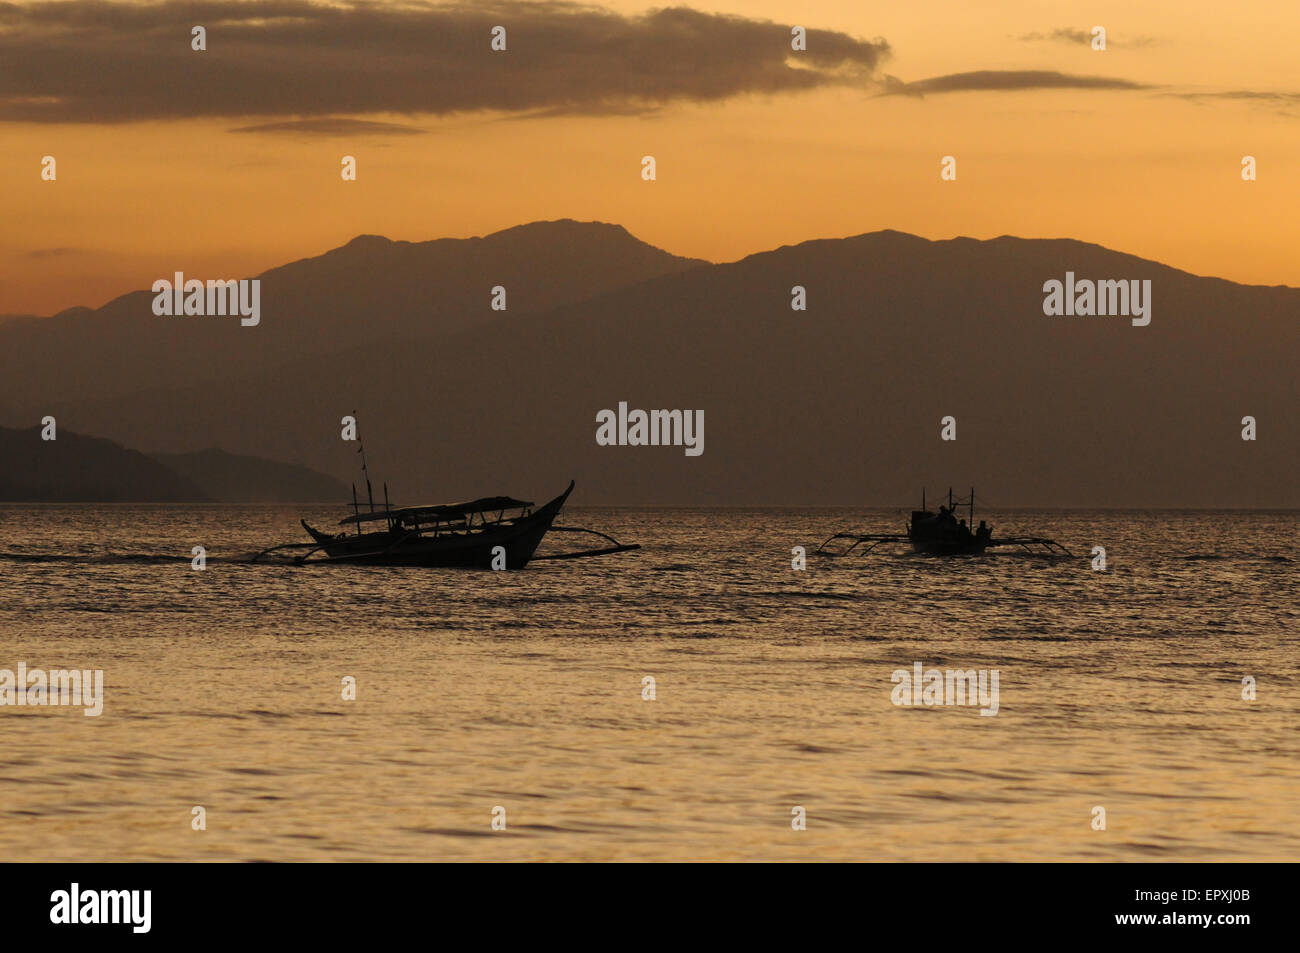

left=251, top=541, right=326, bottom=564
left=986, top=536, right=1073, bottom=556
left=814, top=532, right=911, bottom=556
left=527, top=526, right=641, bottom=561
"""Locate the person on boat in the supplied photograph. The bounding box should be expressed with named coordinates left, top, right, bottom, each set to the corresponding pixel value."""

left=976, top=520, right=991, bottom=543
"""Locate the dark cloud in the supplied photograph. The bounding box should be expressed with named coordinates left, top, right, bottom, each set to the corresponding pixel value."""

left=0, top=1, right=891, bottom=123
left=229, top=117, right=427, bottom=136
left=879, top=70, right=1151, bottom=97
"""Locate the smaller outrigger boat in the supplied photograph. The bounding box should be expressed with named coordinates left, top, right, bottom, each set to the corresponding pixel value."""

left=254, top=425, right=639, bottom=569
left=816, top=488, right=1071, bottom=558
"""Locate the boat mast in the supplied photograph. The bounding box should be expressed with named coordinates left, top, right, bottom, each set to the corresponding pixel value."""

left=351, top=483, right=361, bottom=536
left=354, top=408, right=375, bottom=513
left=970, top=486, right=975, bottom=525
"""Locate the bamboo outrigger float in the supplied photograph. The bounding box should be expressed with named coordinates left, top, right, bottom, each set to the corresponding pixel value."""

left=816, top=487, right=1072, bottom=558
left=254, top=419, right=639, bottom=569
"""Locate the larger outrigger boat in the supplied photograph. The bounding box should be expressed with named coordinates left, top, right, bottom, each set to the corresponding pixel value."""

left=816, top=488, right=1071, bottom=558
left=257, top=480, right=639, bottom=569
left=255, top=426, right=639, bottom=569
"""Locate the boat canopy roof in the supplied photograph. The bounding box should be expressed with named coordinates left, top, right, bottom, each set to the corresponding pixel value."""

left=338, top=495, right=534, bottom=526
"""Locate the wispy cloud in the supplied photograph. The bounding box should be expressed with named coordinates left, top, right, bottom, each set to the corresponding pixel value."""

left=1018, top=28, right=1092, bottom=45
left=228, top=118, right=428, bottom=136
left=26, top=247, right=88, bottom=259
left=1017, top=28, right=1155, bottom=48
left=0, top=1, right=891, bottom=123
left=1172, top=90, right=1300, bottom=104
left=879, top=70, right=1151, bottom=97
left=1167, top=89, right=1300, bottom=117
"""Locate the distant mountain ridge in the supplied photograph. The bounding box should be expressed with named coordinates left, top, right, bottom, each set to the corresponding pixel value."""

left=2, top=222, right=1296, bottom=506
left=0, top=426, right=347, bottom=502
left=0, top=426, right=208, bottom=502
left=149, top=448, right=348, bottom=503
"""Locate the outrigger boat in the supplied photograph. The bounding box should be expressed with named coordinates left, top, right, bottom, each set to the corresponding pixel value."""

left=256, top=480, right=640, bottom=568
left=255, top=425, right=639, bottom=569
left=816, top=488, right=1071, bottom=558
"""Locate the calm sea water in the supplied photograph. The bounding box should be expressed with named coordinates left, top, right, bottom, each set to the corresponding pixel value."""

left=1, top=504, right=1296, bottom=861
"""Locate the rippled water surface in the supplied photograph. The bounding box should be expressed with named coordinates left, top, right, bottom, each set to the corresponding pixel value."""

left=1, top=504, right=1297, bottom=861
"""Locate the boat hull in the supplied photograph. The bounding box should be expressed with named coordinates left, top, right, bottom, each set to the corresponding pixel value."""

left=909, top=537, right=991, bottom=556
left=302, top=482, right=573, bottom=569
left=908, top=509, right=991, bottom=556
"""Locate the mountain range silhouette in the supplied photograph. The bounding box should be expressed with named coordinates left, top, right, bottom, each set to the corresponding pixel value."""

left=2, top=220, right=1294, bottom=506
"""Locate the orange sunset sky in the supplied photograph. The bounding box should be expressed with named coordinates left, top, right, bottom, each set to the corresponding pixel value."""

left=2, top=0, right=1299, bottom=315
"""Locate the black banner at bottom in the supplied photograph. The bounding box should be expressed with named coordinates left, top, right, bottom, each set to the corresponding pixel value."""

left=2, top=862, right=1281, bottom=941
